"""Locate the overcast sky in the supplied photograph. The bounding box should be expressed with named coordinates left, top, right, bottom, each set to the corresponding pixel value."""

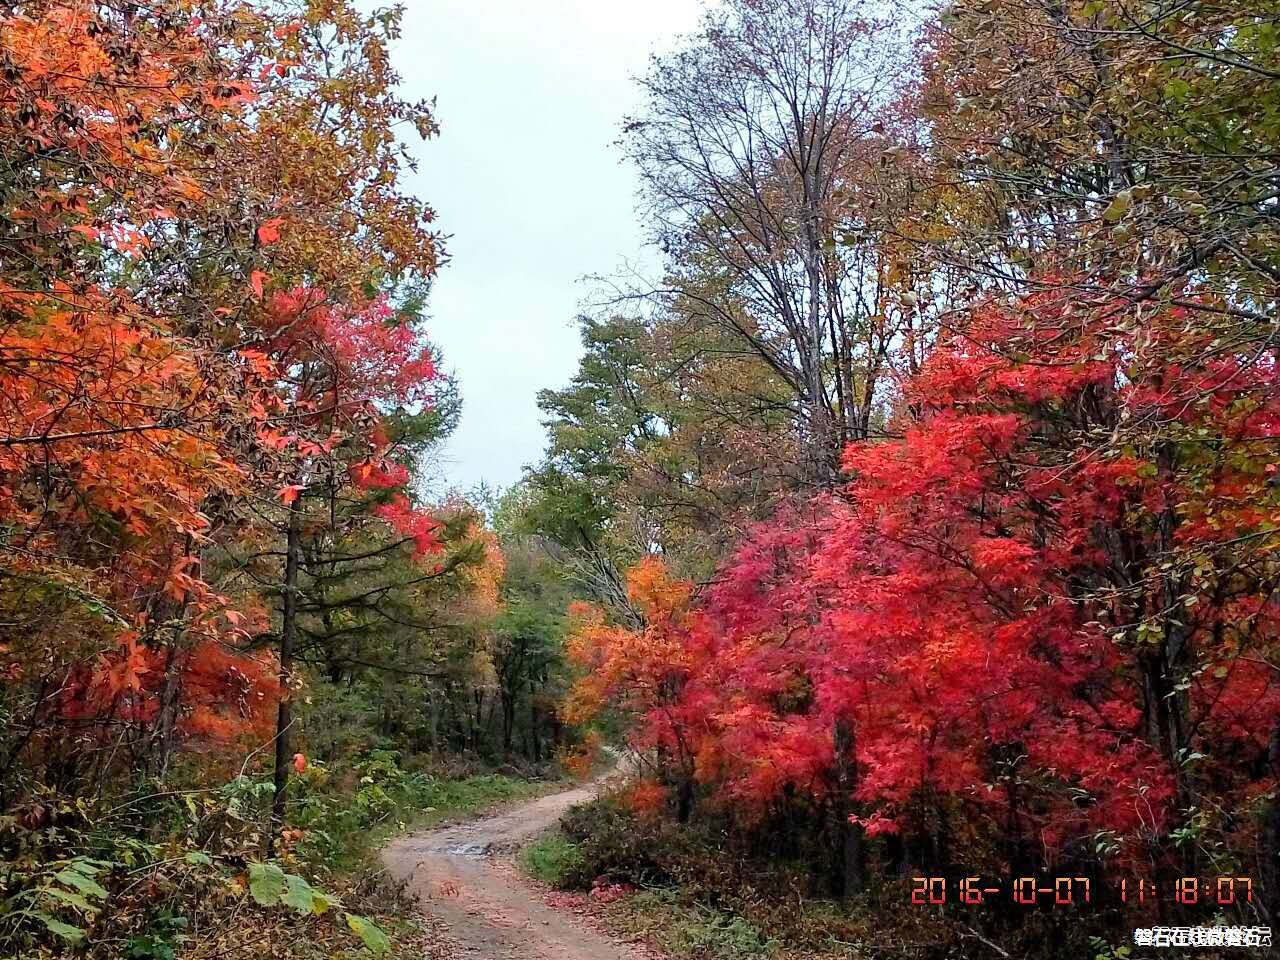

left=390, top=0, right=704, bottom=494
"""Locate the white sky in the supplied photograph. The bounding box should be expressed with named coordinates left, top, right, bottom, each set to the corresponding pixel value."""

left=390, top=0, right=705, bottom=493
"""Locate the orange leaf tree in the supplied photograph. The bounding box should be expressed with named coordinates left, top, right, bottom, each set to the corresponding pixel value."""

left=0, top=0, right=444, bottom=802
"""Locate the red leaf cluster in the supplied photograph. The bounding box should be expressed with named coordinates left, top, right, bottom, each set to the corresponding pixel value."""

left=566, top=288, right=1280, bottom=871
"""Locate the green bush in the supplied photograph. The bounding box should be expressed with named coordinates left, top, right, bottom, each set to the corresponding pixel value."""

left=555, top=798, right=671, bottom=889
left=557, top=795, right=759, bottom=900
left=520, top=832, right=585, bottom=885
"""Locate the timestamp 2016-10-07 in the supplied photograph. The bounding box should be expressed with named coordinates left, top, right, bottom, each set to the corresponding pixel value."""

left=909, top=875, right=1256, bottom=907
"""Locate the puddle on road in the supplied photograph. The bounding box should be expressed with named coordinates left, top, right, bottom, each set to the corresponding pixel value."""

left=446, top=841, right=493, bottom=857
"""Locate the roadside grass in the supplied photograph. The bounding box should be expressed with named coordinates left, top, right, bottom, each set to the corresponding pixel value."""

left=409, top=772, right=560, bottom=829
left=520, top=831, right=586, bottom=884
left=604, top=887, right=779, bottom=959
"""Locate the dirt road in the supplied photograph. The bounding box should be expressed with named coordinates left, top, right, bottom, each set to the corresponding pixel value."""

left=381, top=779, right=648, bottom=960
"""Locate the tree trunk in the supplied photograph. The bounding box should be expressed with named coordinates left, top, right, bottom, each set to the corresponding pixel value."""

left=267, top=494, right=302, bottom=857
left=427, top=691, right=439, bottom=756
left=145, top=534, right=197, bottom=779
left=501, top=692, right=515, bottom=755
left=1152, top=440, right=1197, bottom=878
left=802, top=185, right=831, bottom=484
left=148, top=639, right=184, bottom=780
left=529, top=681, right=541, bottom=763
left=676, top=775, right=694, bottom=824
left=830, top=718, right=864, bottom=898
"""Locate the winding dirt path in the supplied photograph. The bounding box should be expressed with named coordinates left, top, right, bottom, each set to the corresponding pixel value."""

left=380, top=779, right=649, bottom=960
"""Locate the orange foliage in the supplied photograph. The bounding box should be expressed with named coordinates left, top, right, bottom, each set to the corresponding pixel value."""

left=562, top=559, right=703, bottom=740
left=559, top=730, right=604, bottom=782
left=461, top=519, right=506, bottom=616
left=622, top=779, right=669, bottom=819
left=0, top=0, right=440, bottom=776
